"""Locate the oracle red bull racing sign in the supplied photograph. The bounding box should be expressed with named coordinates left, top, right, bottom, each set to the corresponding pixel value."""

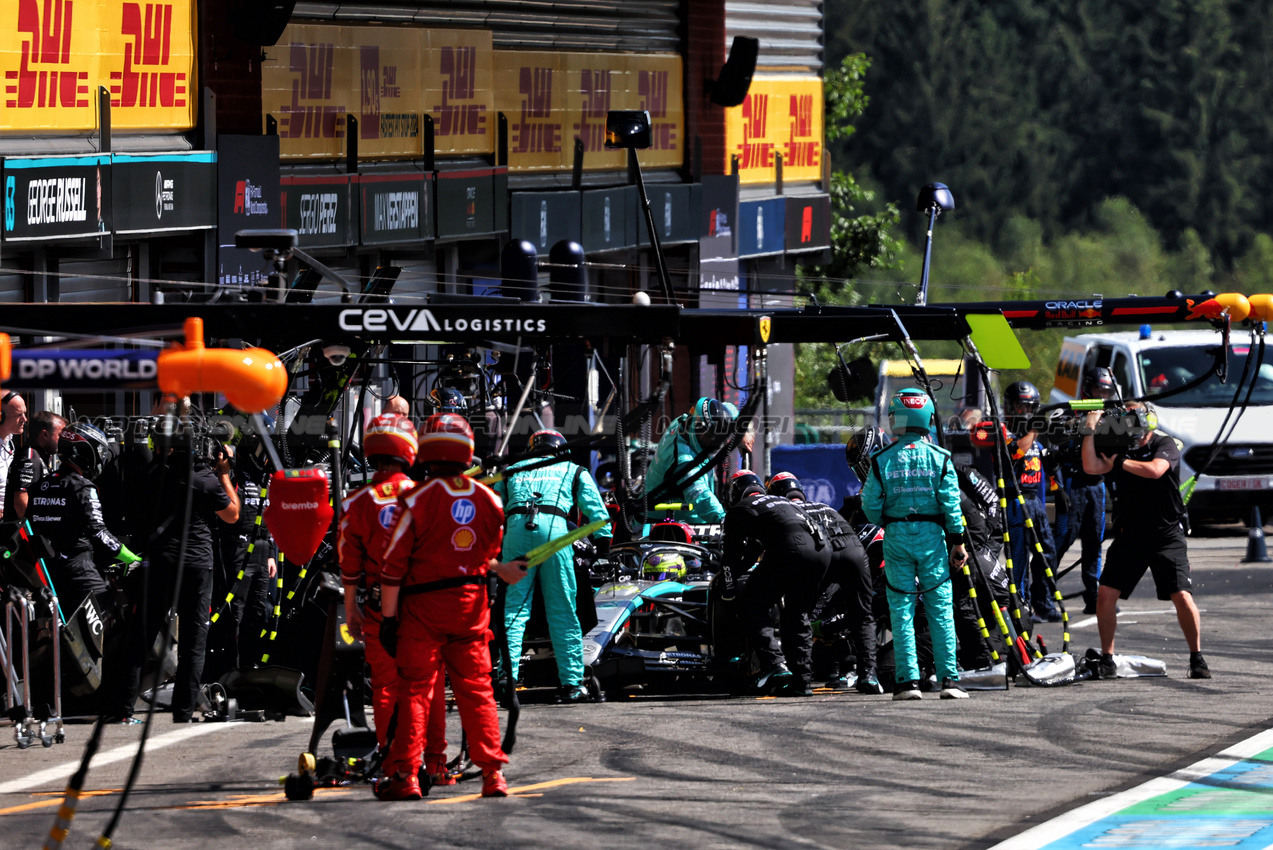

left=1044, top=299, right=1104, bottom=326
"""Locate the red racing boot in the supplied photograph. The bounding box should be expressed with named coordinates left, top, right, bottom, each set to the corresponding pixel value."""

left=427, top=756, right=456, bottom=787
left=481, top=769, right=509, bottom=797
left=376, top=773, right=423, bottom=801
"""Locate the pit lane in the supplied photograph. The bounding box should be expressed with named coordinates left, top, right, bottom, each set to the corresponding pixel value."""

left=0, top=531, right=1267, bottom=849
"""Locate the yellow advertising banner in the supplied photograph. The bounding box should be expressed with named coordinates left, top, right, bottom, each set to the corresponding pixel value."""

left=564, top=52, right=626, bottom=171
left=262, top=25, right=495, bottom=160
left=499, top=50, right=684, bottom=172
left=724, top=76, right=824, bottom=184
left=261, top=25, right=683, bottom=169
left=0, top=0, right=197, bottom=132
left=425, top=29, right=495, bottom=157
left=627, top=54, right=683, bottom=170
left=496, top=51, right=567, bottom=171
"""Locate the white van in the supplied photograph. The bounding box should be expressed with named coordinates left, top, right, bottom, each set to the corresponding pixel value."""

left=1051, top=329, right=1273, bottom=520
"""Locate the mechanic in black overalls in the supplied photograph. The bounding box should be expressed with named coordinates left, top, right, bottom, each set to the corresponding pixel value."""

left=721, top=470, right=831, bottom=697
left=767, top=471, right=883, bottom=695
left=952, top=461, right=1011, bottom=670
left=221, top=440, right=277, bottom=668
left=26, top=424, right=140, bottom=617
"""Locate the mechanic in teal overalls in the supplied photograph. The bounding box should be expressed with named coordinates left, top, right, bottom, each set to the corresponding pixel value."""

left=643, top=397, right=734, bottom=524
left=861, top=389, right=970, bottom=701
left=496, top=429, right=611, bottom=702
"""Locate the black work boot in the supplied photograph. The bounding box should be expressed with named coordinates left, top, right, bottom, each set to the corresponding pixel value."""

left=892, top=680, right=921, bottom=701
left=753, top=663, right=793, bottom=694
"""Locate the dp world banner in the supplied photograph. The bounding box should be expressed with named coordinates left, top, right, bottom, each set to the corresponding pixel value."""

left=0, top=0, right=197, bottom=132
left=6, top=350, right=158, bottom=390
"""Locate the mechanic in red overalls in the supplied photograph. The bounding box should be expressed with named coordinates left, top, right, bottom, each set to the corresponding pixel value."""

left=376, top=413, right=528, bottom=801
left=339, top=413, right=456, bottom=786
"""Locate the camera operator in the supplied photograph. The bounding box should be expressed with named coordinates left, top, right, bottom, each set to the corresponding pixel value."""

left=1052, top=369, right=1117, bottom=614
left=146, top=415, right=240, bottom=721
left=1002, top=382, right=1061, bottom=623
left=6, top=411, right=66, bottom=520
left=1082, top=401, right=1209, bottom=680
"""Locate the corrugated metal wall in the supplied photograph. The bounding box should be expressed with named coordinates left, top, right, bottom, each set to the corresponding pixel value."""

left=0, top=257, right=29, bottom=303
left=58, top=255, right=132, bottom=302
left=291, top=1, right=683, bottom=53
left=726, top=0, right=822, bottom=73
left=379, top=254, right=438, bottom=304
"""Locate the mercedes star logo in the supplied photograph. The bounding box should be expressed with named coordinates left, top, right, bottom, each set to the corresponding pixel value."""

left=155, top=171, right=163, bottom=219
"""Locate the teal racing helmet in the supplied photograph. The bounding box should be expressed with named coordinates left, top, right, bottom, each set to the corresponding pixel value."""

left=642, top=551, right=688, bottom=581
left=888, top=388, right=936, bottom=436
left=691, top=397, right=732, bottom=450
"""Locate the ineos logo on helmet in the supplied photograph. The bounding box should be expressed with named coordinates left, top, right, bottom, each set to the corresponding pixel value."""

left=888, top=389, right=936, bottom=436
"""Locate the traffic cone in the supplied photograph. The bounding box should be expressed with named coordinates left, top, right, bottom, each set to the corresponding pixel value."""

left=1242, top=506, right=1271, bottom=563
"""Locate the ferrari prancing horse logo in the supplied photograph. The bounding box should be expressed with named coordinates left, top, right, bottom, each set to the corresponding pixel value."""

left=758, top=316, right=771, bottom=343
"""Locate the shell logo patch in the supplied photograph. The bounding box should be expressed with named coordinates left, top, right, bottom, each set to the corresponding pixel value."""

left=451, top=526, right=476, bottom=551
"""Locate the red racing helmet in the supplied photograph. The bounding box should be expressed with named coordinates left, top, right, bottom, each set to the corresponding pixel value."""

left=766, top=471, right=805, bottom=501
left=725, top=469, right=764, bottom=507
left=418, top=413, right=474, bottom=467
left=364, top=413, right=418, bottom=467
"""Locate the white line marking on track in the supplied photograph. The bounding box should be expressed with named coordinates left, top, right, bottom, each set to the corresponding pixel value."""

left=0, top=721, right=253, bottom=796
left=989, top=726, right=1273, bottom=849
left=1065, top=609, right=1197, bottom=630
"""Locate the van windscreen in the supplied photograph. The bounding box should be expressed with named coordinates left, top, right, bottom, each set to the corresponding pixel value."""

left=1139, top=346, right=1273, bottom=407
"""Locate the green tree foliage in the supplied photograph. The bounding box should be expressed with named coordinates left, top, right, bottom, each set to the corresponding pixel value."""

left=794, top=20, right=1273, bottom=419
left=795, top=195, right=1231, bottom=413
left=824, top=0, right=1273, bottom=266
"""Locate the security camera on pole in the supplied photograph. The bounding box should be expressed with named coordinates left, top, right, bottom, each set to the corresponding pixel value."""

left=915, top=183, right=955, bottom=307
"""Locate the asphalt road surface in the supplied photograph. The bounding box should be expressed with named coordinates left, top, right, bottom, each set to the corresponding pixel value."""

left=1, top=530, right=1269, bottom=849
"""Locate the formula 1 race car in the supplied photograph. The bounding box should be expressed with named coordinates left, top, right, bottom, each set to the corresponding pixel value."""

left=582, top=523, right=749, bottom=696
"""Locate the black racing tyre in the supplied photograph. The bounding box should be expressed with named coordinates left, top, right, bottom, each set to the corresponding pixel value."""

left=284, top=772, right=315, bottom=801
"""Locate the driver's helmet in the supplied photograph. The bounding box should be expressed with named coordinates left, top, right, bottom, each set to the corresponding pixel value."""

left=429, top=386, right=468, bottom=414
left=642, top=550, right=688, bottom=582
